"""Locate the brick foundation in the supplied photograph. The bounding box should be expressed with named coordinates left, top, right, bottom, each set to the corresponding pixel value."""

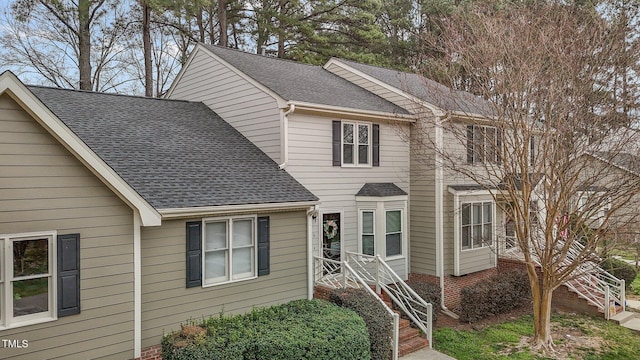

left=409, top=267, right=498, bottom=309
left=313, top=285, right=333, bottom=301
left=137, top=344, right=162, bottom=360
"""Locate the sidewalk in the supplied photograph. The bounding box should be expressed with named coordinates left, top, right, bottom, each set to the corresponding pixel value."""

left=400, top=348, right=456, bottom=360
left=628, top=299, right=640, bottom=311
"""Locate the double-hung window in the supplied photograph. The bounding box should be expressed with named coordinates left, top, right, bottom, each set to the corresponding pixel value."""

left=467, top=125, right=501, bottom=164
left=343, top=122, right=371, bottom=166
left=361, top=211, right=375, bottom=256
left=203, top=216, right=256, bottom=286
left=0, top=232, right=56, bottom=328
left=385, top=210, right=403, bottom=257
left=461, top=202, right=493, bottom=250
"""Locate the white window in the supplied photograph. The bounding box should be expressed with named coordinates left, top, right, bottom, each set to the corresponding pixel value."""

left=385, top=210, right=403, bottom=257
left=343, top=121, right=371, bottom=166
left=203, top=216, right=256, bottom=286
left=461, top=202, right=493, bottom=250
left=0, top=232, right=56, bottom=329
left=467, top=125, right=500, bottom=164
left=361, top=211, right=375, bottom=256
left=577, top=191, right=610, bottom=227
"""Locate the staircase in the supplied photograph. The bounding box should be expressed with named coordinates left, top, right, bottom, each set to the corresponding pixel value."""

left=378, top=290, right=430, bottom=357
left=314, top=253, right=433, bottom=359
left=500, top=235, right=627, bottom=321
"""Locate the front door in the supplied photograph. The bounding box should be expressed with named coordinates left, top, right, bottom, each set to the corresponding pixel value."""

left=322, top=213, right=341, bottom=261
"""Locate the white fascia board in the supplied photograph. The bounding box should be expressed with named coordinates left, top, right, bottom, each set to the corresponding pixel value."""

left=288, top=101, right=415, bottom=122
left=447, top=187, right=495, bottom=197
left=324, top=58, right=446, bottom=117
left=158, top=200, right=320, bottom=219
left=0, top=71, right=162, bottom=226
left=355, top=195, right=409, bottom=202
left=192, top=44, right=288, bottom=108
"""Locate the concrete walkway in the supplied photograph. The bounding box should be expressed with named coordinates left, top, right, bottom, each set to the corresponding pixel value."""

left=627, top=299, right=640, bottom=311
left=400, top=348, right=456, bottom=360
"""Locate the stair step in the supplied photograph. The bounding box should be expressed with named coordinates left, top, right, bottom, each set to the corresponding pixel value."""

left=610, top=311, right=638, bottom=325
left=399, top=326, right=420, bottom=343
left=398, top=336, right=429, bottom=357
left=399, top=318, right=410, bottom=329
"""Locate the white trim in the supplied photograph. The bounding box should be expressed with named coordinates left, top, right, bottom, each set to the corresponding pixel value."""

left=158, top=201, right=319, bottom=219
left=133, top=211, right=142, bottom=359
left=169, top=45, right=289, bottom=107
left=306, top=205, right=318, bottom=300
left=319, top=210, right=344, bottom=261
left=435, top=120, right=444, bottom=278
left=0, top=230, right=57, bottom=330
left=453, top=193, right=461, bottom=276
left=358, top=209, right=376, bottom=255
left=341, top=121, right=372, bottom=167
left=447, top=188, right=494, bottom=197
left=384, top=208, right=404, bottom=258
left=201, top=215, right=258, bottom=287
left=323, top=58, right=446, bottom=117
left=355, top=195, right=408, bottom=202
left=288, top=101, right=415, bottom=122
left=0, top=71, right=161, bottom=226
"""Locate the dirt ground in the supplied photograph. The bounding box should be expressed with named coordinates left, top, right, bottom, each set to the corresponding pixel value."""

left=434, top=306, right=606, bottom=360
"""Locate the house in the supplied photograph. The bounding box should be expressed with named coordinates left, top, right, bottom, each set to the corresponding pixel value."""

left=167, top=45, right=508, bottom=311
left=167, top=44, right=416, bottom=280
left=0, top=71, right=318, bottom=359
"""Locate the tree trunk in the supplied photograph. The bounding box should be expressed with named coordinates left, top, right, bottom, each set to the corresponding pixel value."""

left=78, top=0, right=92, bottom=90
left=142, top=1, right=153, bottom=97
left=277, top=0, right=286, bottom=58
left=218, top=0, right=228, bottom=46
left=527, top=263, right=554, bottom=351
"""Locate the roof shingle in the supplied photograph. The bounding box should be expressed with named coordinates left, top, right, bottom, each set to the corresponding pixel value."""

left=29, top=86, right=318, bottom=209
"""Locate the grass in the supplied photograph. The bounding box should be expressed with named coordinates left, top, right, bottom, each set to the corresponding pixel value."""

left=632, top=272, right=640, bottom=296
left=433, top=313, right=640, bottom=360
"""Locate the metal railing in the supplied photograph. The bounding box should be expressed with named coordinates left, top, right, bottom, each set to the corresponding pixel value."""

left=345, top=252, right=433, bottom=348
left=496, top=235, right=626, bottom=318
left=313, top=256, right=400, bottom=360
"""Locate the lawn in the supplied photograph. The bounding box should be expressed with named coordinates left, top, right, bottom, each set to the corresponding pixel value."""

left=632, top=272, right=640, bottom=296
left=434, top=313, right=640, bottom=360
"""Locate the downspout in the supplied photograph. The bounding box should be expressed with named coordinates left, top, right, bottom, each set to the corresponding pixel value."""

left=278, top=104, right=295, bottom=170
left=133, top=211, right=142, bottom=358
left=435, top=119, right=458, bottom=318
left=307, top=205, right=319, bottom=299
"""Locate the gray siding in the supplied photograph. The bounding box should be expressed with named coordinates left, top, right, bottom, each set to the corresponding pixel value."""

left=140, top=211, right=308, bottom=348
left=0, top=94, right=135, bottom=360
left=168, top=48, right=282, bottom=162
left=287, top=113, right=410, bottom=279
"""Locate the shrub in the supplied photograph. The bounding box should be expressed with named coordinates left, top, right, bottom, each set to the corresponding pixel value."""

left=162, top=299, right=370, bottom=360
left=403, top=280, right=441, bottom=322
left=459, top=270, right=531, bottom=323
left=329, top=288, right=393, bottom=360
left=601, top=258, right=638, bottom=290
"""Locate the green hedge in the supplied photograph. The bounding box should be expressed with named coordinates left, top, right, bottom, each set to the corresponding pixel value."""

left=329, top=288, right=393, bottom=360
left=162, top=299, right=370, bottom=360
left=602, top=258, right=638, bottom=290
left=459, top=270, right=531, bottom=323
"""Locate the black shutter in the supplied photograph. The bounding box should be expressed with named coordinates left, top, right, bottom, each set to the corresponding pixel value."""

left=530, top=136, right=535, bottom=166
left=257, top=216, right=270, bottom=276
left=58, top=233, right=80, bottom=317
left=373, top=124, right=380, bottom=166
left=466, top=125, right=474, bottom=163
left=332, top=121, right=341, bottom=166
left=496, top=128, right=502, bottom=165
left=186, top=221, right=202, bottom=288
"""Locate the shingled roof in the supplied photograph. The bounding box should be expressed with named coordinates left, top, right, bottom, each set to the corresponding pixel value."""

left=29, top=86, right=318, bottom=209
left=332, top=58, right=495, bottom=118
left=200, top=44, right=408, bottom=115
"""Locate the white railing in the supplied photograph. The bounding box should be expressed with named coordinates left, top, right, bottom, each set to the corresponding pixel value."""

left=496, top=235, right=626, bottom=318
left=345, top=252, right=433, bottom=348
left=314, top=256, right=400, bottom=360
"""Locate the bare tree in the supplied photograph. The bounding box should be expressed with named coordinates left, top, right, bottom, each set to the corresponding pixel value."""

left=1, top=0, right=131, bottom=91
left=416, top=1, right=640, bottom=351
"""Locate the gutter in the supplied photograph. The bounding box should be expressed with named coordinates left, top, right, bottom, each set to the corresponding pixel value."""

left=158, top=201, right=320, bottom=219
left=288, top=101, right=416, bottom=122
left=279, top=104, right=295, bottom=170
left=133, top=211, right=142, bottom=358
left=307, top=205, right=319, bottom=299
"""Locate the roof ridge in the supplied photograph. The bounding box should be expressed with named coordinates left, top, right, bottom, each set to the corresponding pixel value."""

left=26, top=84, right=195, bottom=104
